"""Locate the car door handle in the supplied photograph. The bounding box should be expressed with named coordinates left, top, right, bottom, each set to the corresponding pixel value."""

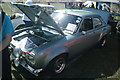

left=102, top=28, right=107, bottom=31
left=93, top=31, right=96, bottom=33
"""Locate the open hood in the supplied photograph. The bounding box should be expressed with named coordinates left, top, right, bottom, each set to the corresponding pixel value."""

left=12, top=3, right=64, bottom=35
left=83, top=8, right=110, bottom=24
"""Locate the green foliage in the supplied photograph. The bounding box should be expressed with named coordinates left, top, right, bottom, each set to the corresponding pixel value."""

left=0, top=2, right=12, bottom=15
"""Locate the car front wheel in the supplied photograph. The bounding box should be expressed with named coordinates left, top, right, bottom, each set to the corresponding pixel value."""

left=45, top=55, right=67, bottom=76
left=54, top=57, right=66, bottom=74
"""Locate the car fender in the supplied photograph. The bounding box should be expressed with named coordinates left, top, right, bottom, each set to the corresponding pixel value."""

left=43, top=46, right=69, bottom=68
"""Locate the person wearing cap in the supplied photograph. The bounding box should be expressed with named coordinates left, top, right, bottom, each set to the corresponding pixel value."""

left=0, top=6, right=14, bottom=79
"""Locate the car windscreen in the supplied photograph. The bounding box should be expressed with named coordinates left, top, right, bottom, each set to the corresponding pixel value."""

left=51, top=12, right=81, bottom=34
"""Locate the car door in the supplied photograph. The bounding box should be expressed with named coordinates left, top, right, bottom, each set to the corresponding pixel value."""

left=68, top=17, right=95, bottom=57
left=77, top=17, right=96, bottom=51
left=92, top=17, right=106, bottom=42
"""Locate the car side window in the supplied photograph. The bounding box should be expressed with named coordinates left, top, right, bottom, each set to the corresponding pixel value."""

left=80, top=18, right=93, bottom=31
left=93, top=17, right=102, bottom=28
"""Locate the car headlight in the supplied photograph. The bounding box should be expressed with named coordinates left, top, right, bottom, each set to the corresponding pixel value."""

left=26, top=53, right=35, bottom=65
left=13, top=48, right=21, bottom=58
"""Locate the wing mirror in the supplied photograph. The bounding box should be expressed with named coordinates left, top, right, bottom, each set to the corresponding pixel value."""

left=82, top=31, right=87, bottom=35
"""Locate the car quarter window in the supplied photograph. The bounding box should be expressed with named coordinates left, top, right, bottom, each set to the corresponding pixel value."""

left=93, top=17, right=102, bottom=28
left=80, top=18, right=93, bottom=31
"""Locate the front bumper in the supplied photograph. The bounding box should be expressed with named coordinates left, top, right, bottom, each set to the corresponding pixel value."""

left=11, top=53, right=43, bottom=76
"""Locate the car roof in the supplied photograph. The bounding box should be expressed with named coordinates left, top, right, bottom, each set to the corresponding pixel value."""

left=54, top=9, right=100, bottom=18
left=32, top=4, right=55, bottom=8
left=82, top=8, right=110, bottom=23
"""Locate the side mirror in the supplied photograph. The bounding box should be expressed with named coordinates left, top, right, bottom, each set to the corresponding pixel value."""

left=82, top=31, right=86, bottom=35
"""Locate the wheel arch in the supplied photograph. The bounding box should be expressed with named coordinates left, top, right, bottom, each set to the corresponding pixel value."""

left=43, top=52, right=69, bottom=75
left=43, top=47, right=69, bottom=68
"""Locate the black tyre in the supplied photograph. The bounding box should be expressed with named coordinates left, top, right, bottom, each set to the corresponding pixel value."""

left=44, top=55, right=67, bottom=76
left=98, top=36, right=107, bottom=47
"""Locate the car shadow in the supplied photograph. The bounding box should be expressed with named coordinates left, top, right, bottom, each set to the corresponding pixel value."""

left=11, top=34, right=120, bottom=79
left=54, top=34, right=120, bottom=78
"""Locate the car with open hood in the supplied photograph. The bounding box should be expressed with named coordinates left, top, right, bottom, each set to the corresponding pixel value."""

left=10, top=3, right=111, bottom=76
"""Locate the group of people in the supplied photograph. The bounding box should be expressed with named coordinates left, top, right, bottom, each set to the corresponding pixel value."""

left=65, top=1, right=96, bottom=9
left=65, top=1, right=110, bottom=12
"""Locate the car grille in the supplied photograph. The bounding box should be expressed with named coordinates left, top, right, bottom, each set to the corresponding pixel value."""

left=25, top=53, right=35, bottom=65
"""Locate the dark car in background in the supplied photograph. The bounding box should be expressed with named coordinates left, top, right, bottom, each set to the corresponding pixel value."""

left=10, top=3, right=111, bottom=76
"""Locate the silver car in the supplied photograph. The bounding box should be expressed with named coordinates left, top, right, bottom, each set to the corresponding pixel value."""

left=10, top=3, right=111, bottom=76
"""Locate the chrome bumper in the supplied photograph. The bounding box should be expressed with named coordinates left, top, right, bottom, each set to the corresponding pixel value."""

left=11, top=53, right=43, bottom=76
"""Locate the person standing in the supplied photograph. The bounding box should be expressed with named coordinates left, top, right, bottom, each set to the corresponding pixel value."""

left=0, top=6, right=14, bottom=80
left=22, top=0, right=34, bottom=26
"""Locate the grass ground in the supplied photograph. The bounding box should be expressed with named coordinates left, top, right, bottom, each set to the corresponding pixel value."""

left=0, top=3, right=12, bottom=15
